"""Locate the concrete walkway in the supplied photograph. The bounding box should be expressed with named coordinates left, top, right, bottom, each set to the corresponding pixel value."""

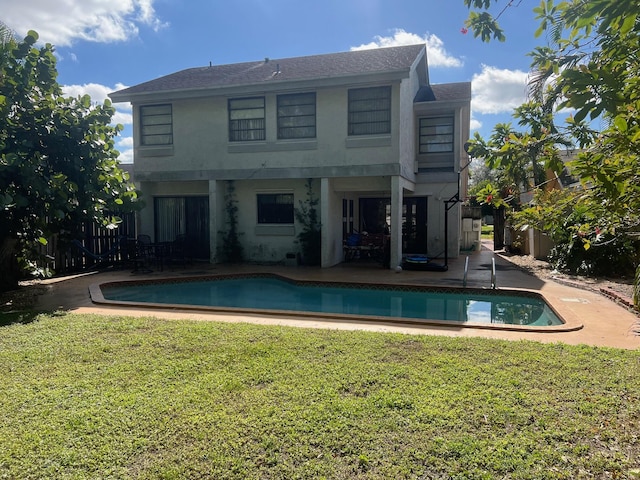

left=36, top=243, right=640, bottom=350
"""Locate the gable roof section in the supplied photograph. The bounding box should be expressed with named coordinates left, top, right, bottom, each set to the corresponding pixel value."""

left=110, top=44, right=427, bottom=102
left=414, top=82, right=471, bottom=103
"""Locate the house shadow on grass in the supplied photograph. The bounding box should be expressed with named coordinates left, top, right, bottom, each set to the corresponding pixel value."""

left=0, top=308, right=68, bottom=327
left=0, top=283, right=53, bottom=326
left=0, top=310, right=43, bottom=327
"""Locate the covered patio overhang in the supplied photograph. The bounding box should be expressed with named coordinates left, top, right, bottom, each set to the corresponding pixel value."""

left=319, top=176, right=416, bottom=270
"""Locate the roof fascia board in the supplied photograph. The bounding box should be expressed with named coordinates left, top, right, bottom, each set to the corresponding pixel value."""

left=409, top=46, right=429, bottom=86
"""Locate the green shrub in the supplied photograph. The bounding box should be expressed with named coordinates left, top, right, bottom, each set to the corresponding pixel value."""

left=219, top=180, right=244, bottom=263
left=294, top=179, right=321, bottom=266
left=549, top=235, right=637, bottom=277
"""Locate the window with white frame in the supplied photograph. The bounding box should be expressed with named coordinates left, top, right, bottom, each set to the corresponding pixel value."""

left=419, top=116, right=454, bottom=153
left=257, top=193, right=294, bottom=224
left=277, top=92, right=316, bottom=139
left=348, top=86, right=391, bottom=136
left=228, top=97, right=265, bottom=141
left=140, top=104, right=173, bottom=145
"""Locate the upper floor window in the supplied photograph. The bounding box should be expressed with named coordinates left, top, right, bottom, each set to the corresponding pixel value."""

left=348, top=86, right=391, bottom=136
left=419, top=116, right=454, bottom=153
left=277, top=92, right=316, bottom=139
left=140, top=104, right=173, bottom=145
left=229, top=97, right=265, bottom=142
left=257, top=193, right=294, bottom=224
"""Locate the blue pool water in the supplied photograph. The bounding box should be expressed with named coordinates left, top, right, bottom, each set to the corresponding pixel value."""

left=101, top=275, right=563, bottom=326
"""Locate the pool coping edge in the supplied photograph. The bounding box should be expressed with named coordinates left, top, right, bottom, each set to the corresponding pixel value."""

left=88, top=273, right=584, bottom=333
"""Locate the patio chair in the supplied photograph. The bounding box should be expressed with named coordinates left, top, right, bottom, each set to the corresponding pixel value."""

left=343, top=233, right=362, bottom=262
left=169, top=234, right=192, bottom=266
left=136, top=234, right=154, bottom=262
left=137, top=234, right=152, bottom=247
left=120, top=238, right=152, bottom=274
left=138, top=234, right=172, bottom=271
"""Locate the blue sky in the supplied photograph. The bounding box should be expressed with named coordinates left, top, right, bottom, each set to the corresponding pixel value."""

left=3, top=0, right=544, bottom=163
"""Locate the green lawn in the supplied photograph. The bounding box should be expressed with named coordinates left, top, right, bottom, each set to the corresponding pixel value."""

left=481, top=224, right=494, bottom=240
left=1, top=313, right=639, bottom=479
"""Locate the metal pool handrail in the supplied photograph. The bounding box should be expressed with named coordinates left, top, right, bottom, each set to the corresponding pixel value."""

left=463, top=255, right=469, bottom=287
left=491, top=257, right=497, bottom=289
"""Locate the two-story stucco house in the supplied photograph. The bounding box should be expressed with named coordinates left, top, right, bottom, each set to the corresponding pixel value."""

left=109, top=44, right=471, bottom=269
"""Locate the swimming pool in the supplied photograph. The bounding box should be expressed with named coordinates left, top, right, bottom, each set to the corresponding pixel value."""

left=94, top=273, right=569, bottom=330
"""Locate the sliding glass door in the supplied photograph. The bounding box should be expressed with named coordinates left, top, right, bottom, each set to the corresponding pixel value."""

left=154, top=196, right=210, bottom=259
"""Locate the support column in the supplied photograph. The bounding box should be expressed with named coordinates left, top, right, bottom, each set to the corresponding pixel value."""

left=390, top=175, right=403, bottom=270
left=208, top=179, right=218, bottom=264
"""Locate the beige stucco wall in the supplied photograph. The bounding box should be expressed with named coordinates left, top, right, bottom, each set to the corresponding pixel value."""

left=410, top=97, right=470, bottom=259
left=221, top=178, right=314, bottom=264
left=129, top=66, right=470, bottom=266
left=399, top=78, right=417, bottom=180
left=410, top=181, right=461, bottom=259
left=133, top=83, right=410, bottom=181
left=134, top=168, right=465, bottom=266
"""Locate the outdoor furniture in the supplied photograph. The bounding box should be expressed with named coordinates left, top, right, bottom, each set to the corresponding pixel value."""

left=71, top=236, right=126, bottom=270
left=147, top=242, right=171, bottom=271
left=137, top=234, right=152, bottom=252
left=121, top=238, right=152, bottom=274
left=136, top=234, right=169, bottom=271
left=168, top=234, right=192, bottom=266
left=343, top=233, right=387, bottom=263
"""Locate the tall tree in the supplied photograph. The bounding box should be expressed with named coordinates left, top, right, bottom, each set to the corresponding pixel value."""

left=0, top=30, right=138, bottom=291
left=463, top=1, right=640, bottom=285
left=463, top=0, right=639, bottom=226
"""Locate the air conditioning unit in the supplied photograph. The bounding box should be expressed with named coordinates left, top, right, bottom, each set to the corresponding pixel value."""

left=462, top=218, right=473, bottom=232
left=472, top=220, right=482, bottom=232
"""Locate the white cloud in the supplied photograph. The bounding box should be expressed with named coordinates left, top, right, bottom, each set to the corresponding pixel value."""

left=62, top=82, right=128, bottom=103
left=351, top=29, right=463, bottom=68
left=2, top=0, right=167, bottom=46
left=112, top=110, right=133, bottom=126
left=118, top=149, right=134, bottom=164
left=62, top=82, right=132, bottom=125
left=116, top=137, right=134, bottom=164
left=472, top=64, right=529, bottom=114
left=118, top=137, right=134, bottom=148
left=470, top=117, right=483, bottom=131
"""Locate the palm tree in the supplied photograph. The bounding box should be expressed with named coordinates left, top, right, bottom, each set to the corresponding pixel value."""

left=0, top=20, right=15, bottom=45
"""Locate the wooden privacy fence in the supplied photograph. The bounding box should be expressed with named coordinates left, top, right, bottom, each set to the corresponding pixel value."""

left=38, top=213, right=136, bottom=274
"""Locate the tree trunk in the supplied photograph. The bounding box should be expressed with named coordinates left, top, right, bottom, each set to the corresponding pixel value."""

left=493, top=207, right=505, bottom=251
left=0, top=238, right=20, bottom=292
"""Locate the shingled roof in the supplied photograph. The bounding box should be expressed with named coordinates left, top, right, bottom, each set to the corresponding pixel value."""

left=110, top=44, right=426, bottom=101
left=414, top=83, right=471, bottom=103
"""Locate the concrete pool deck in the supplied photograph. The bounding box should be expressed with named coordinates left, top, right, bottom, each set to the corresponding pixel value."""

left=35, top=242, right=640, bottom=350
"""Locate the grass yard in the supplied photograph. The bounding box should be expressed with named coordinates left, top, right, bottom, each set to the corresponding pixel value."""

left=1, top=313, right=639, bottom=479
left=481, top=224, right=494, bottom=240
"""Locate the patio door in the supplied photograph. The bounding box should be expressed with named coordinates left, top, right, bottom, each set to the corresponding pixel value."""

left=154, top=196, right=210, bottom=259
left=402, top=198, right=427, bottom=253
left=359, top=197, right=427, bottom=254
